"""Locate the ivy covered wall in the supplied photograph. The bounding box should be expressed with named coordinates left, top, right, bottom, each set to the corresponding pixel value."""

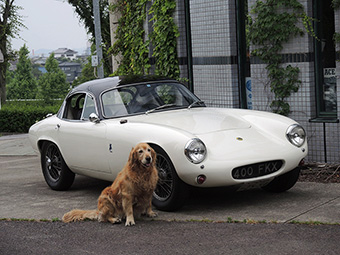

left=108, top=0, right=340, bottom=163
left=178, top=0, right=340, bottom=163
left=110, top=0, right=180, bottom=78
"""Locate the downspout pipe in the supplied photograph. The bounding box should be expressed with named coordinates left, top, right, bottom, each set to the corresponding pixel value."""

left=184, top=0, right=194, bottom=92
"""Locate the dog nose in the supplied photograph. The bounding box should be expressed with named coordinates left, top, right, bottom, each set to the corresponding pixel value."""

left=146, top=157, right=151, bottom=163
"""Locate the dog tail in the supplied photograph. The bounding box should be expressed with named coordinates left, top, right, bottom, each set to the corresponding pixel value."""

left=62, top=209, right=98, bottom=223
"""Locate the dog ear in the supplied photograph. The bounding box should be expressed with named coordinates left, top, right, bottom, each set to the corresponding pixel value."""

left=150, top=147, right=157, bottom=166
left=129, top=147, right=137, bottom=165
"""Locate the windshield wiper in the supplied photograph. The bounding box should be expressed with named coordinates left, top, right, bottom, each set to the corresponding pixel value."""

left=145, top=104, right=176, bottom=115
left=188, top=100, right=205, bottom=109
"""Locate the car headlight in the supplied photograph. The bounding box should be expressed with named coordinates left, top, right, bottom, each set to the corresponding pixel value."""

left=286, top=124, right=306, bottom=147
left=185, top=138, right=207, bottom=164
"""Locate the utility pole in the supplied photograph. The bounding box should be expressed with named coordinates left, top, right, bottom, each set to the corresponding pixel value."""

left=93, top=0, right=104, bottom=78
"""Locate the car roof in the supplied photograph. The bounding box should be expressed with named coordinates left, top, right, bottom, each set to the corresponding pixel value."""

left=70, top=75, right=178, bottom=97
left=70, top=76, right=120, bottom=95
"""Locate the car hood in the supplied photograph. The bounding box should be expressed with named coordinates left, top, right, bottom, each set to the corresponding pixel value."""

left=127, top=108, right=251, bottom=135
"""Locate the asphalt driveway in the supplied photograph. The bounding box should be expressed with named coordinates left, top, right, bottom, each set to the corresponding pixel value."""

left=1, top=134, right=340, bottom=255
left=0, top=134, right=339, bottom=224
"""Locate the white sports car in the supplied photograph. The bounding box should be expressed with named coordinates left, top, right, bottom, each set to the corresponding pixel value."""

left=29, top=76, right=308, bottom=211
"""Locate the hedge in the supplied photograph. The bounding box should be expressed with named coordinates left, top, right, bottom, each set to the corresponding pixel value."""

left=0, top=101, right=61, bottom=133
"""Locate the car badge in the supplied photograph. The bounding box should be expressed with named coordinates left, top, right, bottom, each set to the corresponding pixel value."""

left=236, top=137, right=243, bottom=141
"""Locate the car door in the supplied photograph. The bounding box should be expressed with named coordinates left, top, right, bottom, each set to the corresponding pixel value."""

left=101, top=87, right=143, bottom=174
left=57, top=93, right=111, bottom=174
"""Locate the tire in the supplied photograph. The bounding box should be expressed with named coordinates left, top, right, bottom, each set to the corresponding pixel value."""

left=152, top=146, right=189, bottom=211
left=41, top=142, right=75, bottom=191
left=261, top=167, right=301, bottom=193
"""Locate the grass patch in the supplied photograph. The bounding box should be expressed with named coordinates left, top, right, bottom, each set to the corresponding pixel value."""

left=289, top=220, right=340, bottom=226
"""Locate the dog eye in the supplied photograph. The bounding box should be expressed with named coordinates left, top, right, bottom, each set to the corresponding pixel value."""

left=147, top=149, right=151, bottom=152
left=138, top=150, right=143, bottom=153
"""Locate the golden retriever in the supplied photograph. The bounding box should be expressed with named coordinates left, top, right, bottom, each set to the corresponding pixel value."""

left=62, top=143, right=159, bottom=226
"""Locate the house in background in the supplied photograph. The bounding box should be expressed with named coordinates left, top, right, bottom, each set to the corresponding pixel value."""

left=30, top=55, right=82, bottom=84
left=51, top=48, right=78, bottom=60
left=59, top=62, right=82, bottom=84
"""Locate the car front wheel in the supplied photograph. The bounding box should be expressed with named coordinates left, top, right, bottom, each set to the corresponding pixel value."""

left=261, top=167, right=301, bottom=193
left=152, top=146, right=189, bottom=211
left=41, top=142, right=75, bottom=191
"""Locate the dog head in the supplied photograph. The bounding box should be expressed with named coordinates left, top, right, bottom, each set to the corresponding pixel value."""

left=130, top=143, right=156, bottom=168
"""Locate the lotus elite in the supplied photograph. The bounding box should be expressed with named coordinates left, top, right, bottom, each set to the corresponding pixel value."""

left=29, top=76, right=308, bottom=211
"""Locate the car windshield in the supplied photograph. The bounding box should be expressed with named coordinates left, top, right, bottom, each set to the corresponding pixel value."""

left=101, top=82, right=204, bottom=118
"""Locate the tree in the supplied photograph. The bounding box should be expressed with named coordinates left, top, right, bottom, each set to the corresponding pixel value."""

left=72, top=44, right=97, bottom=87
left=37, top=53, right=69, bottom=104
left=0, top=0, right=25, bottom=105
left=7, top=45, right=37, bottom=99
left=67, top=0, right=112, bottom=75
left=72, top=57, right=96, bottom=87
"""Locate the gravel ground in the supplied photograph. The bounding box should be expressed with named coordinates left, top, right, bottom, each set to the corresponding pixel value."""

left=299, top=163, right=340, bottom=183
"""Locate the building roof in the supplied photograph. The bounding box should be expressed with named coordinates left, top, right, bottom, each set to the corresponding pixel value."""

left=59, top=62, right=81, bottom=67
left=51, top=48, right=78, bottom=55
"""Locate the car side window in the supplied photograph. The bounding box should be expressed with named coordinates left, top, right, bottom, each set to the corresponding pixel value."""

left=63, top=93, right=86, bottom=120
left=81, top=95, right=96, bottom=120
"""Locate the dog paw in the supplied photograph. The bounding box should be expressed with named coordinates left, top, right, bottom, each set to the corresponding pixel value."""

left=125, top=219, right=135, bottom=226
left=108, top=217, right=122, bottom=224
left=147, top=211, right=158, bottom=218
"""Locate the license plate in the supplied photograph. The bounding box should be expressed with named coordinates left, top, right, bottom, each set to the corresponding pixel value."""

left=232, top=160, right=283, bottom=180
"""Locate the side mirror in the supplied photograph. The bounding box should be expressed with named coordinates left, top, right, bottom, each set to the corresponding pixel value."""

left=89, top=113, right=100, bottom=123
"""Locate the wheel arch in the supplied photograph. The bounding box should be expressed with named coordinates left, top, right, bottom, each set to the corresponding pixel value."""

left=147, top=143, right=179, bottom=176
left=37, top=139, right=57, bottom=153
left=147, top=143, right=165, bottom=154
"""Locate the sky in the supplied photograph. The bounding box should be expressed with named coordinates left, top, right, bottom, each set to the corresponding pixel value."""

left=11, top=0, right=89, bottom=55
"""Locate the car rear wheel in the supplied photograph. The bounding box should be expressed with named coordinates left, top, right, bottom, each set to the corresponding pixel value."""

left=152, top=146, right=189, bottom=211
left=41, top=142, right=75, bottom=191
left=261, top=167, right=301, bottom=193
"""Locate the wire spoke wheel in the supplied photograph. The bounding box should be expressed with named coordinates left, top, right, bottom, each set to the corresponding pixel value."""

left=152, top=146, right=188, bottom=211
left=41, top=142, right=75, bottom=191
left=154, top=153, right=174, bottom=201
left=45, top=144, right=62, bottom=182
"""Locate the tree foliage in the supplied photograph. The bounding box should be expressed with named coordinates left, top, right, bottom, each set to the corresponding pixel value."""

left=0, top=0, right=26, bottom=105
left=67, top=0, right=112, bottom=75
left=72, top=59, right=96, bottom=86
left=7, top=45, right=37, bottom=99
left=149, top=0, right=179, bottom=78
left=37, top=53, right=69, bottom=104
left=110, top=0, right=150, bottom=75
left=72, top=45, right=97, bottom=86
left=333, top=0, right=340, bottom=9
left=110, top=0, right=179, bottom=79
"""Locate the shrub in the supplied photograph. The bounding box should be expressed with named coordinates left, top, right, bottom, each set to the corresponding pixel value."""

left=0, top=101, right=61, bottom=133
